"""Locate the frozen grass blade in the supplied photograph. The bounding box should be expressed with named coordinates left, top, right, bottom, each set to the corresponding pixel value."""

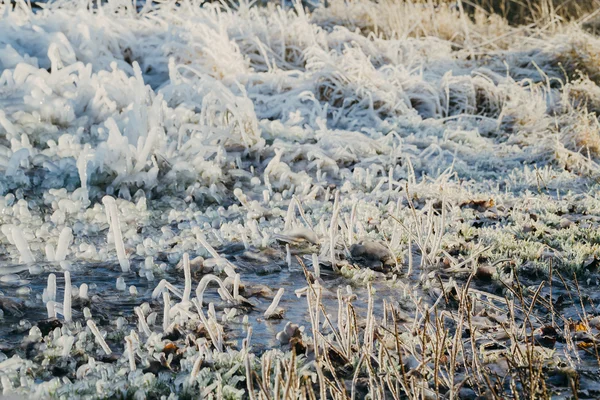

left=54, top=227, right=73, bottom=262
left=264, top=288, right=284, bottom=319
left=87, top=319, right=112, bottom=355
left=135, top=306, right=152, bottom=337
left=329, top=191, right=340, bottom=273
left=195, top=274, right=235, bottom=307
left=46, top=301, right=56, bottom=319
left=163, top=290, right=171, bottom=333
left=102, top=196, right=130, bottom=273
left=182, top=252, right=192, bottom=303
left=312, top=253, right=320, bottom=278
left=125, top=334, right=136, bottom=371
left=9, top=225, right=34, bottom=264
left=47, top=273, right=56, bottom=303
left=63, top=271, right=72, bottom=323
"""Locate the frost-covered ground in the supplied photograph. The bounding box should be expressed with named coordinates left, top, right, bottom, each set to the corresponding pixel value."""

left=2, top=0, right=600, bottom=398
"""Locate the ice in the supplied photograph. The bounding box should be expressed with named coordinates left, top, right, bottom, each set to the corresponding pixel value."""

left=264, top=287, right=285, bottom=319
left=5, top=225, right=34, bottom=264
left=54, top=227, right=73, bottom=262
left=116, top=277, right=126, bottom=291
left=86, top=319, right=111, bottom=356
left=162, top=290, right=171, bottom=332
left=47, top=273, right=56, bottom=302
left=79, top=283, right=88, bottom=300
left=182, top=252, right=192, bottom=303
left=0, top=0, right=599, bottom=397
left=102, top=196, right=130, bottom=272
left=63, top=271, right=72, bottom=322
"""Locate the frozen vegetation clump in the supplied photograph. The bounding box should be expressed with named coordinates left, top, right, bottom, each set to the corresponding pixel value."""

left=2, top=0, right=600, bottom=398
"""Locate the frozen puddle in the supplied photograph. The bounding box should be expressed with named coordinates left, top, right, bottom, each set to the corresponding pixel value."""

left=2, top=0, right=600, bottom=398
left=0, top=244, right=390, bottom=353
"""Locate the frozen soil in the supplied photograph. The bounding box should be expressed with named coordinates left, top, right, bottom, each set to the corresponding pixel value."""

left=2, top=0, right=600, bottom=398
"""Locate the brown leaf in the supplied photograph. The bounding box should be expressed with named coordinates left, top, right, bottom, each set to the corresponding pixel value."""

left=568, top=320, right=588, bottom=332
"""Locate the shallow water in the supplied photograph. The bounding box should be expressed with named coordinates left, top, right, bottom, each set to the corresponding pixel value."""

left=0, top=242, right=392, bottom=354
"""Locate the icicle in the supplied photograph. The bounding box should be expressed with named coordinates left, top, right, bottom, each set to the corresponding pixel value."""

left=45, top=244, right=55, bottom=262
left=233, top=274, right=240, bottom=300
left=87, top=319, right=111, bottom=355
left=47, top=273, right=56, bottom=302
left=61, top=335, right=74, bottom=358
left=55, top=227, right=73, bottom=262
left=46, top=301, right=56, bottom=319
left=79, top=283, right=88, bottom=300
left=264, top=288, right=284, bottom=319
left=102, top=196, right=130, bottom=272
left=63, top=271, right=72, bottom=323
left=76, top=144, right=93, bottom=204
left=10, top=225, right=34, bottom=264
